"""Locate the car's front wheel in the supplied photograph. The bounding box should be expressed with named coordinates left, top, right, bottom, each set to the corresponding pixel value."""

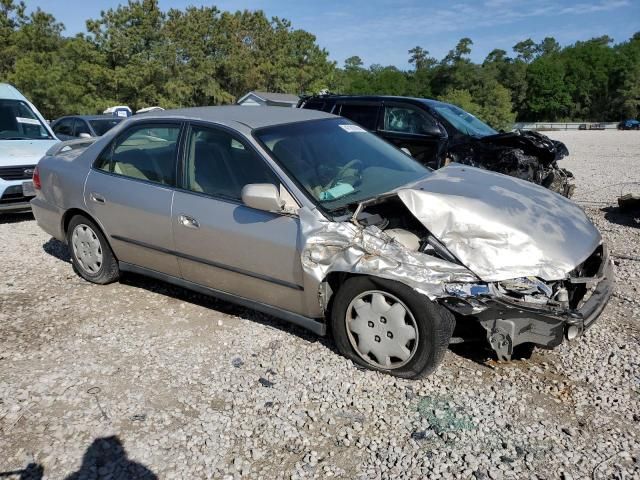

left=67, top=214, right=119, bottom=284
left=330, top=276, right=454, bottom=378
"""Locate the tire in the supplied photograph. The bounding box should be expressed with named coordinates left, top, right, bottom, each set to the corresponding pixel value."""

left=67, top=214, right=119, bottom=284
left=330, top=276, right=454, bottom=379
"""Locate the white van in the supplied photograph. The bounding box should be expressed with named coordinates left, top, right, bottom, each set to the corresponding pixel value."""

left=0, top=83, right=58, bottom=213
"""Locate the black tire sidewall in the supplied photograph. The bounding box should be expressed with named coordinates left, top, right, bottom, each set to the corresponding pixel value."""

left=67, top=215, right=119, bottom=284
left=330, top=276, right=454, bottom=379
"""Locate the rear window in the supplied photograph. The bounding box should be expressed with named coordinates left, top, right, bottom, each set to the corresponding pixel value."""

left=90, top=118, right=123, bottom=136
left=0, top=99, right=52, bottom=140
left=337, top=104, right=380, bottom=130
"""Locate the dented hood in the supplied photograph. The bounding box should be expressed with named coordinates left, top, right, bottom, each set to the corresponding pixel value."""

left=397, top=164, right=601, bottom=282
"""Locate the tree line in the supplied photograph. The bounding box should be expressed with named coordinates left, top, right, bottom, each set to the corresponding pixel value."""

left=1, top=0, right=638, bottom=129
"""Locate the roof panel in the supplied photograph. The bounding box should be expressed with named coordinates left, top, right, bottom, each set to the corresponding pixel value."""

left=146, top=105, right=336, bottom=129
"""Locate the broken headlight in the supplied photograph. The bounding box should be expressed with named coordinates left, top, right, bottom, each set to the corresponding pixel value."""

left=497, top=277, right=554, bottom=305
left=442, top=282, right=491, bottom=314
left=444, top=283, right=490, bottom=297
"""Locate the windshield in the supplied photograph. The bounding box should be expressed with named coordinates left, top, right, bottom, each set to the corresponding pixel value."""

left=89, top=118, right=122, bottom=136
left=431, top=102, right=497, bottom=138
left=255, top=118, right=429, bottom=212
left=0, top=99, right=52, bottom=140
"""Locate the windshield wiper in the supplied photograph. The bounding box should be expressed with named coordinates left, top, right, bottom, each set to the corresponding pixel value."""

left=2, top=136, right=31, bottom=140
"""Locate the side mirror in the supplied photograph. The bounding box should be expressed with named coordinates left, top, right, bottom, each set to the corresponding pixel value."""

left=421, top=124, right=444, bottom=137
left=241, top=184, right=284, bottom=212
left=78, top=133, right=92, bottom=139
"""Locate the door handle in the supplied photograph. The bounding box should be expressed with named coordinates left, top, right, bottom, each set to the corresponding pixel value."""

left=178, top=214, right=199, bottom=229
left=89, top=192, right=106, bottom=204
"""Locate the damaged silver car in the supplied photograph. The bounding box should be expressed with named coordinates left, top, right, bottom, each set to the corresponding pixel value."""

left=31, top=107, right=614, bottom=378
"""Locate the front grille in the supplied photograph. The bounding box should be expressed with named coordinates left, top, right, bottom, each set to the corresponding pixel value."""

left=0, top=184, right=32, bottom=204
left=0, top=165, right=36, bottom=181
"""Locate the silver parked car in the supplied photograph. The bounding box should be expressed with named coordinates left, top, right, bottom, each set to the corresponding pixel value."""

left=31, top=107, right=614, bottom=378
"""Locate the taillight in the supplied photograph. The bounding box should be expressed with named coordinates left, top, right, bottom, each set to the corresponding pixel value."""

left=32, top=166, right=41, bottom=190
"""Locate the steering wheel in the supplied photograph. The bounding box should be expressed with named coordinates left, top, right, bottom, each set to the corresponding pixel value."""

left=326, top=159, right=363, bottom=189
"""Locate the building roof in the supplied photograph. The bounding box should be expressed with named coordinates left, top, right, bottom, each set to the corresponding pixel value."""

left=238, top=91, right=300, bottom=104
left=138, top=105, right=336, bottom=129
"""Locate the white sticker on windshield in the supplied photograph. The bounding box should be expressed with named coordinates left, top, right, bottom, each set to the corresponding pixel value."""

left=339, top=124, right=366, bottom=133
left=16, top=117, right=41, bottom=125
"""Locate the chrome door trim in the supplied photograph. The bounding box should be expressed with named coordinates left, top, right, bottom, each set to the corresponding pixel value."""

left=112, top=234, right=304, bottom=291
left=119, top=261, right=325, bottom=335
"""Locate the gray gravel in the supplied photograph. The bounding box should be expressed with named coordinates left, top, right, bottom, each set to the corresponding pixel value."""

left=1, top=130, right=639, bottom=479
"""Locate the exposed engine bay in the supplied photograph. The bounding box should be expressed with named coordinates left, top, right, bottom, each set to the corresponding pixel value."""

left=446, top=130, right=575, bottom=198
left=350, top=193, right=599, bottom=314
left=338, top=191, right=609, bottom=360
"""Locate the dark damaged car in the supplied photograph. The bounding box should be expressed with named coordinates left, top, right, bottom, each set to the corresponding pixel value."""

left=298, top=95, right=575, bottom=197
left=31, top=107, right=613, bottom=378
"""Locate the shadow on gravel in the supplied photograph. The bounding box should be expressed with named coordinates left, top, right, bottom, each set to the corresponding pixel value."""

left=602, top=206, right=639, bottom=228
left=449, top=340, right=536, bottom=366
left=120, top=271, right=329, bottom=348
left=38, top=239, right=329, bottom=349
left=0, top=436, right=156, bottom=480
left=0, top=462, right=43, bottom=479
left=42, top=238, right=71, bottom=262
left=65, top=436, right=157, bottom=480
left=0, top=212, right=33, bottom=224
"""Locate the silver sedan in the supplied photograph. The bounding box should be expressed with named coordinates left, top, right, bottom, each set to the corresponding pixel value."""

left=31, top=106, right=614, bottom=378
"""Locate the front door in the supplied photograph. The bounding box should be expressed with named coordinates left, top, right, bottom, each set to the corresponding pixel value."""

left=378, top=102, right=446, bottom=168
left=85, top=122, right=183, bottom=276
left=171, top=124, right=308, bottom=315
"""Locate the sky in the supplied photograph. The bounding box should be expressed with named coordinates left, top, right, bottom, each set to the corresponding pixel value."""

left=25, top=0, right=640, bottom=68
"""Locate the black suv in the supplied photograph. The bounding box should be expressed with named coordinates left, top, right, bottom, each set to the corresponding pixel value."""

left=298, top=95, right=574, bottom=197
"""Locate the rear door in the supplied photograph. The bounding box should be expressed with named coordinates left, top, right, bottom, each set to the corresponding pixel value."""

left=379, top=101, right=446, bottom=168
left=335, top=102, right=381, bottom=131
left=84, top=121, right=183, bottom=276
left=171, top=123, right=308, bottom=315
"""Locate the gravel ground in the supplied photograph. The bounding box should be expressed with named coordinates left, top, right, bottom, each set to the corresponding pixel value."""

left=0, top=130, right=639, bottom=479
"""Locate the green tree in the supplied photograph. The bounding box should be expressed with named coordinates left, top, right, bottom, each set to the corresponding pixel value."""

left=524, top=55, right=571, bottom=120
left=536, top=37, right=560, bottom=57
left=513, top=38, right=536, bottom=63
left=438, top=89, right=482, bottom=117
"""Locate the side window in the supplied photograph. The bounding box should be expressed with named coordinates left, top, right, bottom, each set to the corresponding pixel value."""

left=338, top=104, right=379, bottom=130
left=382, top=105, right=438, bottom=135
left=53, top=118, right=74, bottom=136
left=301, top=100, right=325, bottom=111
left=96, top=123, right=180, bottom=186
left=184, top=125, right=279, bottom=201
left=74, top=119, right=91, bottom=137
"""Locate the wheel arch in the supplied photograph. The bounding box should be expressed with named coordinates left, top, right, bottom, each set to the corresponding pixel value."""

left=61, top=209, right=116, bottom=259
left=321, top=272, right=429, bottom=315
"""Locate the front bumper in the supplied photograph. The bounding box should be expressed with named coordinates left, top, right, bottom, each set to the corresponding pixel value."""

left=441, top=246, right=615, bottom=360
left=0, top=179, right=34, bottom=213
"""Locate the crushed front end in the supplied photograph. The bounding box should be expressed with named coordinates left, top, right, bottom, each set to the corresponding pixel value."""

left=447, top=129, right=575, bottom=198
left=441, top=245, right=615, bottom=360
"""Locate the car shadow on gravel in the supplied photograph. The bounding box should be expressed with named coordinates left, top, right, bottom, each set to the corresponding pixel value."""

left=0, top=212, right=33, bottom=224
left=42, top=238, right=71, bottom=262
left=39, top=238, right=331, bottom=350
left=0, top=436, right=157, bottom=479
left=120, top=271, right=329, bottom=347
left=602, top=206, right=639, bottom=228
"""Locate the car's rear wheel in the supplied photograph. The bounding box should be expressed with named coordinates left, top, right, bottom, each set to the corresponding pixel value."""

left=330, top=276, right=454, bottom=378
left=67, top=215, right=119, bottom=284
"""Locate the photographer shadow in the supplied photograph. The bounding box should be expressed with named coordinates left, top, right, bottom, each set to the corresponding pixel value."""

left=0, top=436, right=157, bottom=480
